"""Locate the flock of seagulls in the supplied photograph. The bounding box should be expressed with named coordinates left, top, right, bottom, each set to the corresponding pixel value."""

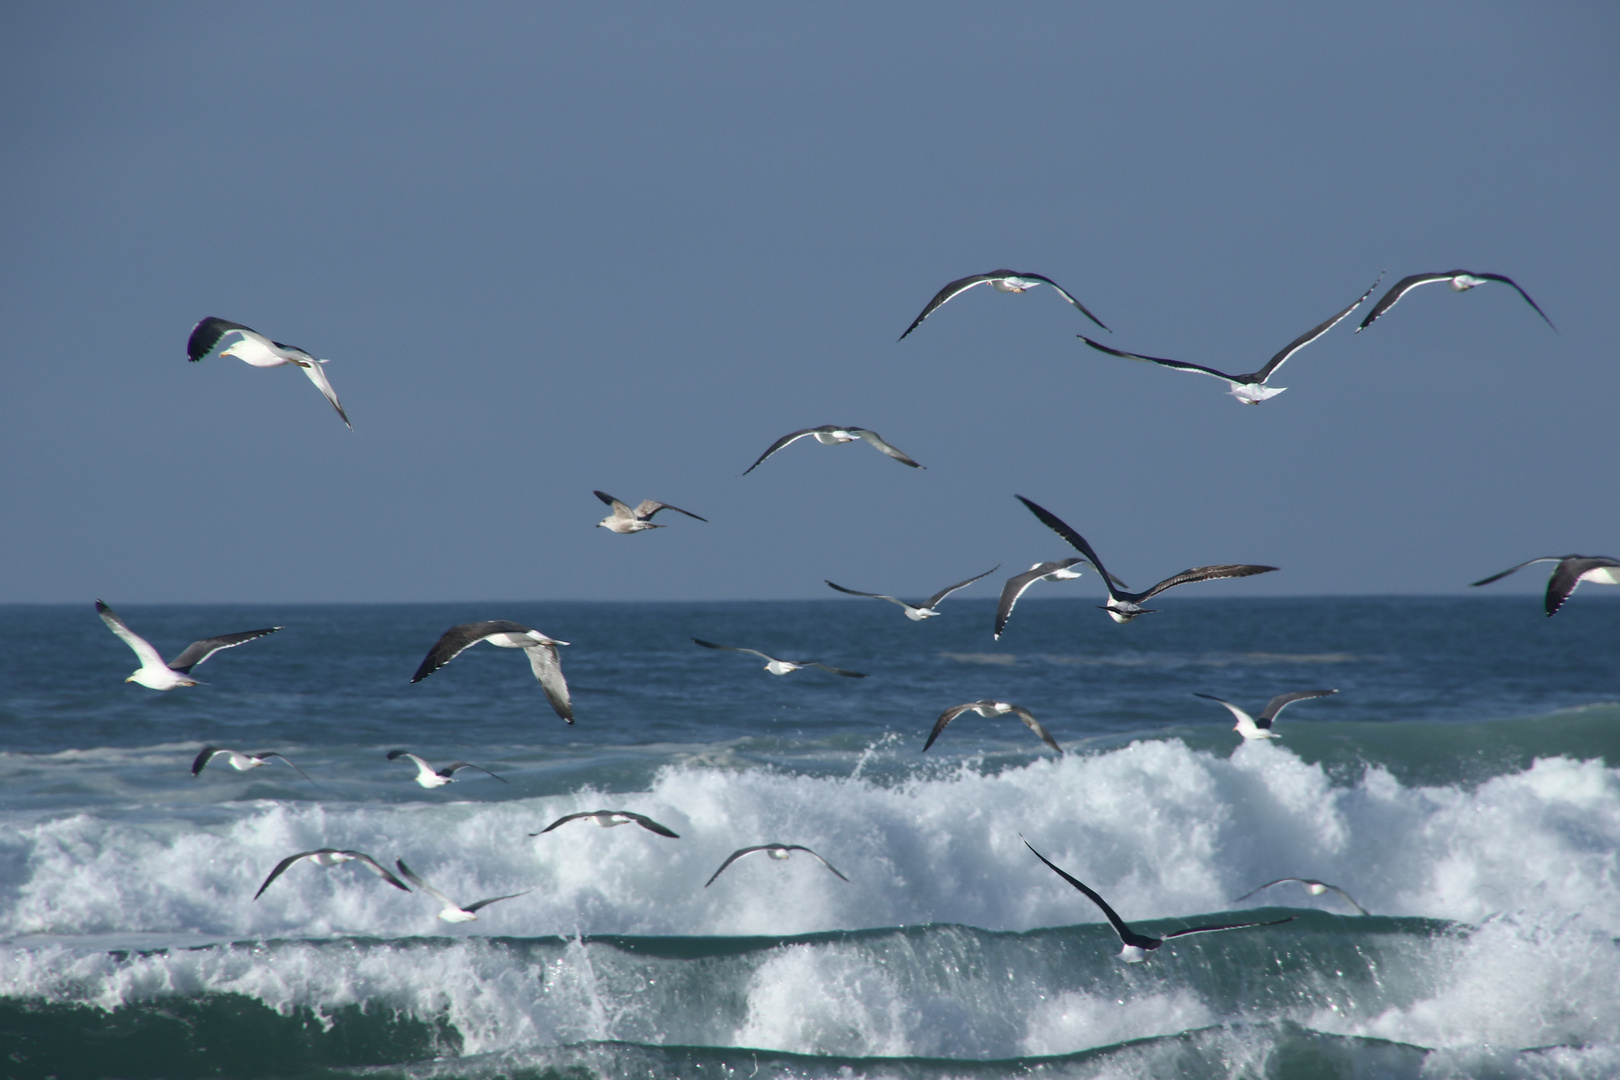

left=84, top=272, right=1595, bottom=951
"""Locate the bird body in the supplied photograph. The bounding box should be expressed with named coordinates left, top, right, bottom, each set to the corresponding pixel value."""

left=394, top=859, right=529, bottom=922
left=594, top=491, right=707, bottom=533
left=1356, top=270, right=1554, bottom=332
left=898, top=270, right=1109, bottom=340
left=692, top=638, right=866, bottom=678
left=825, top=565, right=998, bottom=621
left=532, top=810, right=680, bottom=837
left=193, top=746, right=314, bottom=784
left=1193, top=690, right=1337, bottom=740
left=253, top=849, right=410, bottom=900
left=386, top=750, right=505, bottom=788
left=704, top=844, right=849, bottom=887
left=743, top=426, right=923, bottom=475
left=925, top=700, right=1062, bottom=754
left=186, top=317, right=352, bottom=428
left=97, top=601, right=281, bottom=690
left=1470, top=555, right=1620, bottom=616
left=411, top=621, right=574, bottom=722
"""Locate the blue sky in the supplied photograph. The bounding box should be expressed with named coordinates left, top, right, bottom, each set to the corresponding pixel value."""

left=1, top=3, right=1615, bottom=602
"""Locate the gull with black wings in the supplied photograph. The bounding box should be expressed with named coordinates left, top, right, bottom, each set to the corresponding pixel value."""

left=1235, top=877, right=1369, bottom=916
left=898, top=270, right=1109, bottom=340
left=532, top=810, right=680, bottom=838
left=1356, top=270, right=1554, bottom=332
left=386, top=750, right=507, bottom=788
left=411, top=621, right=574, bottom=722
left=925, top=701, right=1062, bottom=754
left=394, top=860, right=530, bottom=923
left=1194, top=689, right=1338, bottom=741
left=253, top=849, right=410, bottom=901
left=743, top=426, right=923, bottom=475
left=186, top=317, right=352, bottom=428
left=193, top=747, right=315, bottom=785
left=594, top=490, right=708, bottom=533
left=705, top=844, right=850, bottom=887
left=97, top=600, right=281, bottom=690
left=826, top=565, right=998, bottom=621
left=692, top=638, right=866, bottom=678
left=1470, top=555, right=1620, bottom=617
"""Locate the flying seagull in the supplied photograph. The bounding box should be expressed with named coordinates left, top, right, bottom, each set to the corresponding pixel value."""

left=594, top=490, right=708, bottom=533
left=924, top=701, right=1062, bottom=754
left=1470, top=555, right=1620, bottom=616
left=186, top=317, right=353, bottom=428
left=898, top=270, right=1109, bottom=340
left=995, top=559, right=1132, bottom=640
left=1235, top=877, right=1369, bottom=916
left=692, top=638, right=866, bottom=678
left=742, top=426, right=923, bottom=475
left=1076, top=276, right=1381, bottom=404
left=253, top=849, right=410, bottom=901
left=386, top=750, right=507, bottom=788
left=704, top=844, right=850, bottom=887
left=825, top=565, right=999, bottom=621
left=394, top=859, right=530, bottom=923
left=1193, top=690, right=1338, bottom=741
left=531, top=810, right=680, bottom=838
left=1356, top=270, right=1554, bottom=332
left=411, top=621, right=574, bottom=723
left=97, top=600, right=282, bottom=690
left=1024, top=839, right=1295, bottom=962
left=192, top=746, right=315, bottom=785
left=1015, top=497, right=1277, bottom=623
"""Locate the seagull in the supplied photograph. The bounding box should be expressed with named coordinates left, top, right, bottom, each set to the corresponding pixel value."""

left=530, top=810, right=680, bottom=838
left=386, top=750, right=507, bottom=788
left=825, top=565, right=999, bottom=621
left=692, top=638, right=867, bottom=677
left=898, top=270, right=1109, bottom=340
left=1193, top=689, right=1338, bottom=741
left=186, top=317, right=352, bottom=428
left=1016, top=497, right=1278, bottom=623
left=97, top=600, right=282, bottom=690
left=1024, top=839, right=1295, bottom=962
left=411, top=621, right=573, bottom=723
left=1470, top=555, right=1620, bottom=616
left=924, top=701, right=1062, bottom=754
left=1356, top=271, right=1554, bottom=332
left=995, top=559, right=1132, bottom=640
left=1235, top=877, right=1369, bottom=916
left=253, top=849, right=411, bottom=900
left=704, top=844, right=850, bottom=887
left=1076, top=276, right=1381, bottom=403
left=394, top=859, right=530, bottom=923
left=192, top=746, right=315, bottom=785
left=594, top=490, right=708, bottom=533
left=742, top=426, right=923, bottom=475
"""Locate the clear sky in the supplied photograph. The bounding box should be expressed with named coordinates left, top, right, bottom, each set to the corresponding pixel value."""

left=1, top=3, right=1615, bottom=603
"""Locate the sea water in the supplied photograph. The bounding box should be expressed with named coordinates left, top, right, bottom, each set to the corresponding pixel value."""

left=1, top=596, right=1617, bottom=1079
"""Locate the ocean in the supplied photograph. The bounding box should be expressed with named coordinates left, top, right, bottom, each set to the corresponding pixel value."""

left=1, top=596, right=1617, bottom=1079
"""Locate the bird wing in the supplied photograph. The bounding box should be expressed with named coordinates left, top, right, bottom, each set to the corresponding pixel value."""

left=523, top=643, right=575, bottom=723
left=1469, top=557, right=1561, bottom=588
left=191, top=747, right=222, bottom=775
left=168, top=626, right=283, bottom=673
left=995, top=565, right=1064, bottom=640
left=593, top=491, right=634, bottom=517
left=626, top=812, right=681, bottom=838
left=742, top=428, right=823, bottom=475
left=263, top=752, right=317, bottom=786
left=1192, top=692, right=1256, bottom=728
left=789, top=845, right=850, bottom=882
left=852, top=428, right=924, bottom=468
left=464, top=890, right=532, bottom=913
left=410, top=622, right=529, bottom=682
left=1323, top=884, right=1371, bottom=916
left=897, top=273, right=998, bottom=339
left=1249, top=275, right=1381, bottom=382
left=1258, top=689, right=1338, bottom=724
left=1355, top=272, right=1453, bottom=331
left=1471, top=272, right=1555, bottom=330
left=349, top=852, right=411, bottom=892
left=705, top=846, right=770, bottom=887
left=253, top=849, right=334, bottom=900
left=693, top=638, right=776, bottom=662
left=924, top=565, right=1000, bottom=609
left=1023, top=839, right=1145, bottom=947
left=804, top=662, right=867, bottom=678
left=96, top=601, right=168, bottom=670
left=1017, top=272, right=1110, bottom=331
left=1077, top=335, right=1241, bottom=383
left=1138, top=565, right=1278, bottom=603
left=825, top=580, right=910, bottom=609
left=923, top=703, right=975, bottom=751
left=393, top=859, right=457, bottom=907
left=292, top=357, right=352, bottom=429
left=1161, top=915, right=1298, bottom=940
left=1013, top=497, right=1123, bottom=601
left=443, top=761, right=507, bottom=782
left=1543, top=557, right=1620, bottom=616
left=186, top=317, right=254, bottom=361
left=532, top=812, right=590, bottom=835
left=387, top=749, right=434, bottom=772
left=1232, top=877, right=1308, bottom=904
left=635, top=500, right=708, bottom=522
left=1007, top=705, right=1063, bottom=754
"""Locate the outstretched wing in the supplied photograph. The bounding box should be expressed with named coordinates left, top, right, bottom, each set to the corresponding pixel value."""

left=705, top=846, right=769, bottom=887
left=168, top=626, right=283, bottom=673
left=411, top=622, right=529, bottom=682
left=294, top=358, right=352, bottom=429
left=262, top=752, right=317, bottom=786
left=191, top=747, right=222, bottom=776
left=897, top=274, right=999, bottom=339
left=693, top=638, right=774, bottom=662
left=532, top=812, right=590, bottom=835
left=1258, top=689, right=1337, bottom=724
left=804, top=662, right=868, bottom=678
left=625, top=812, right=681, bottom=838
left=1016, top=272, right=1110, bottom=332
left=393, top=859, right=457, bottom=907
left=1356, top=272, right=1452, bottom=331
left=1472, top=272, right=1555, bottom=330
left=923, top=703, right=975, bottom=751
left=1013, top=497, right=1122, bottom=600
left=1192, top=692, right=1253, bottom=727
left=1007, top=705, right=1063, bottom=754
left=1544, top=557, right=1620, bottom=617
left=924, top=565, right=1000, bottom=609
left=254, top=849, right=330, bottom=900
left=523, top=644, right=574, bottom=723
left=1162, top=914, right=1298, bottom=940
left=1023, top=839, right=1145, bottom=947
left=1138, top=565, right=1278, bottom=603
left=1250, top=274, right=1381, bottom=382
left=464, top=890, right=532, bottom=914
left=743, top=428, right=823, bottom=475
left=825, top=580, right=908, bottom=608
left=443, top=761, right=507, bottom=782
left=349, top=852, right=411, bottom=892
left=186, top=317, right=254, bottom=361
left=96, top=601, right=167, bottom=669
left=995, top=565, right=1060, bottom=640
left=787, top=845, right=850, bottom=882
left=1077, top=335, right=1241, bottom=383
left=852, top=428, right=924, bottom=468
left=635, top=500, right=707, bottom=522
left=593, top=491, right=633, bottom=516
left=1469, top=557, right=1561, bottom=588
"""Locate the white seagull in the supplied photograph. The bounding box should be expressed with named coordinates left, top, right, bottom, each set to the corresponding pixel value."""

left=253, top=849, right=410, bottom=900
left=1024, top=839, right=1294, bottom=962
left=1356, top=270, right=1554, bottom=332
left=394, top=859, right=531, bottom=923
left=97, top=600, right=282, bottom=690
left=825, top=565, right=999, bottom=621
left=1235, top=877, right=1369, bottom=916
left=898, top=270, right=1109, bottom=340
left=1470, top=555, right=1620, bottom=617
left=186, top=317, right=352, bottom=428
left=531, top=810, right=680, bottom=838
left=742, top=426, right=923, bottom=475
left=925, top=701, right=1062, bottom=754
left=386, top=750, right=507, bottom=788
left=705, top=844, right=850, bottom=887
left=692, top=638, right=867, bottom=678
left=411, top=621, right=573, bottom=723
left=1076, top=276, right=1381, bottom=403
left=1016, top=497, right=1278, bottom=623
left=192, top=746, right=315, bottom=785
left=1193, top=689, right=1338, bottom=740
left=594, top=490, right=708, bottom=533
left=995, top=558, right=1132, bottom=640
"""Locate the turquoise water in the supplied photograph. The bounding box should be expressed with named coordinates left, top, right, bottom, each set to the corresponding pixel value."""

left=2, top=597, right=1618, bottom=1078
